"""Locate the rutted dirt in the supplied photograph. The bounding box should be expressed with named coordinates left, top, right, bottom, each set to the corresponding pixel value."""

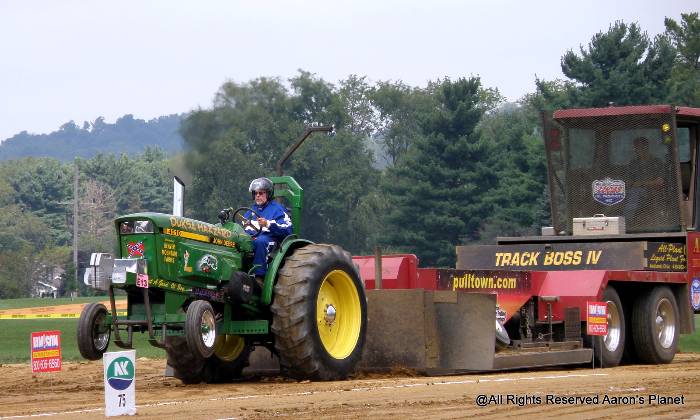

left=1, top=354, right=700, bottom=419
left=2, top=302, right=700, bottom=419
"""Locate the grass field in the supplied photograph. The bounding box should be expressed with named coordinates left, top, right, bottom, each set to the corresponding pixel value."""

left=0, top=318, right=166, bottom=362
left=680, top=318, right=700, bottom=353
left=0, top=298, right=699, bottom=363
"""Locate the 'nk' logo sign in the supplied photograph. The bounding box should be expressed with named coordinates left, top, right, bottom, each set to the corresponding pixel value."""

left=107, top=357, right=134, bottom=391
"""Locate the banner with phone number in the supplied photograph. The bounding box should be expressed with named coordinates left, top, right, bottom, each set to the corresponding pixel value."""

left=31, top=330, right=62, bottom=373
left=586, top=302, right=608, bottom=336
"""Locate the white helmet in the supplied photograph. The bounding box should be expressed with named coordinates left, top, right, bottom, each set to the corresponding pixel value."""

left=248, top=177, right=274, bottom=200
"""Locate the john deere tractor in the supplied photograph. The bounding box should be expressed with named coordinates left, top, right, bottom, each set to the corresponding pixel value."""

left=78, top=127, right=367, bottom=383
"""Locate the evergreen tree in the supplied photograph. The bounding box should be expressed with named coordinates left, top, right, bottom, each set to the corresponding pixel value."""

left=478, top=104, right=547, bottom=241
left=561, top=21, right=675, bottom=107
left=372, top=81, right=432, bottom=166
left=665, top=13, right=700, bottom=106
left=381, top=77, right=497, bottom=267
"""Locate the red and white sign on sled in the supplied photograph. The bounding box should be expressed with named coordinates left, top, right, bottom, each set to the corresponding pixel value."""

left=586, top=301, right=608, bottom=336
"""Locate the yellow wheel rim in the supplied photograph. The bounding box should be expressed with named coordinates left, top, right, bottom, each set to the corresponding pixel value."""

left=213, top=334, right=245, bottom=362
left=316, top=269, right=362, bottom=359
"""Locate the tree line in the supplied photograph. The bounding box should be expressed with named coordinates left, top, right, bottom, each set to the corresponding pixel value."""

left=183, top=14, right=699, bottom=265
left=0, top=114, right=184, bottom=161
left=0, top=149, right=173, bottom=298
left=0, top=13, right=697, bottom=298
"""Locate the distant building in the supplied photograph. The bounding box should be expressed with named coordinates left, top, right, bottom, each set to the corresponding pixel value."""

left=32, top=264, right=64, bottom=298
left=35, top=281, right=58, bottom=299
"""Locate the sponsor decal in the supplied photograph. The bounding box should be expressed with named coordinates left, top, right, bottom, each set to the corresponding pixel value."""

left=211, top=237, right=237, bottom=247
left=586, top=301, right=608, bottom=336
left=437, top=269, right=530, bottom=292
left=198, top=254, right=218, bottom=273
left=453, top=273, right=518, bottom=290
left=149, top=278, right=186, bottom=293
left=645, top=242, right=687, bottom=271
left=127, top=241, right=145, bottom=258
left=592, top=178, right=625, bottom=206
left=161, top=240, right=177, bottom=264
left=106, top=356, right=134, bottom=391
left=31, top=331, right=62, bottom=373
left=691, top=279, right=700, bottom=311
left=496, top=306, right=507, bottom=324
left=191, top=287, right=225, bottom=302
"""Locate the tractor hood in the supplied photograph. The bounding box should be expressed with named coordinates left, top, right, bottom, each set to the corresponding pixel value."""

left=115, top=212, right=251, bottom=252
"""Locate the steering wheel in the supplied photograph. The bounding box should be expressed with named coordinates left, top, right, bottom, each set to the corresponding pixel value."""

left=231, top=207, right=264, bottom=236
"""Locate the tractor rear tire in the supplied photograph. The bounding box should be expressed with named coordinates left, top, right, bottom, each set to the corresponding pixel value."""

left=185, top=300, right=217, bottom=359
left=271, top=244, right=367, bottom=380
left=593, top=286, right=625, bottom=367
left=631, top=286, right=679, bottom=364
left=77, top=303, right=111, bottom=360
left=202, top=335, right=252, bottom=383
left=165, top=336, right=205, bottom=384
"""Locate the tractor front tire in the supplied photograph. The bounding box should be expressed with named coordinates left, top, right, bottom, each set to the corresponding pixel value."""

left=77, top=303, right=111, bottom=360
left=271, top=244, right=367, bottom=380
left=165, top=336, right=205, bottom=384
left=185, top=300, right=217, bottom=359
left=631, top=286, right=679, bottom=364
left=202, top=335, right=252, bottom=383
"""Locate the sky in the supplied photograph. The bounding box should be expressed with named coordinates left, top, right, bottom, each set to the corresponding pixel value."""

left=0, top=0, right=695, bottom=142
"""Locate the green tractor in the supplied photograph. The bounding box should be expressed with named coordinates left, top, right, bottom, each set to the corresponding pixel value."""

left=78, top=127, right=367, bottom=383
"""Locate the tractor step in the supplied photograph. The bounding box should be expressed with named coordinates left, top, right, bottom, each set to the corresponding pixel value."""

left=511, top=340, right=583, bottom=352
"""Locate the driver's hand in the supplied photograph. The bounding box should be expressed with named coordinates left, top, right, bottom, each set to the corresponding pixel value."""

left=258, top=217, right=268, bottom=227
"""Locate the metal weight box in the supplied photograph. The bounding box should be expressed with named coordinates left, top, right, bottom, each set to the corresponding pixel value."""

left=573, top=214, right=626, bottom=235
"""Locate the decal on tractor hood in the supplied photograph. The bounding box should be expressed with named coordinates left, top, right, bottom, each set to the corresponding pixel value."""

left=149, top=278, right=186, bottom=293
left=161, top=240, right=177, bottom=264
left=183, top=250, right=192, bottom=272
left=197, top=254, right=218, bottom=273
left=169, top=216, right=232, bottom=239
left=127, top=241, right=145, bottom=258
left=592, top=178, right=625, bottom=206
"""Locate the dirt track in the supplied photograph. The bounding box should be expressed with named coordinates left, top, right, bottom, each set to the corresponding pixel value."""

left=3, top=302, right=700, bottom=419
left=2, top=353, right=700, bottom=419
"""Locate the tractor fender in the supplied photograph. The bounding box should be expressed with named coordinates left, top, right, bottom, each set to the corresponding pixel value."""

left=261, top=235, right=313, bottom=305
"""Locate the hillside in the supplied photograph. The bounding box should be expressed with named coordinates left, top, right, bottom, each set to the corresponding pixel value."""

left=0, top=114, right=185, bottom=161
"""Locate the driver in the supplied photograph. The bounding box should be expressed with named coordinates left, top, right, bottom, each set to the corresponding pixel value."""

left=244, top=177, right=293, bottom=281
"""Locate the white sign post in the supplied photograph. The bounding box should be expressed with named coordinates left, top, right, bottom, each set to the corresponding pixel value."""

left=103, top=350, right=136, bottom=416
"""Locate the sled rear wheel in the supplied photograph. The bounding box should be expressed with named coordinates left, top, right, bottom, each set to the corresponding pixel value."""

left=631, top=286, right=679, bottom=364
